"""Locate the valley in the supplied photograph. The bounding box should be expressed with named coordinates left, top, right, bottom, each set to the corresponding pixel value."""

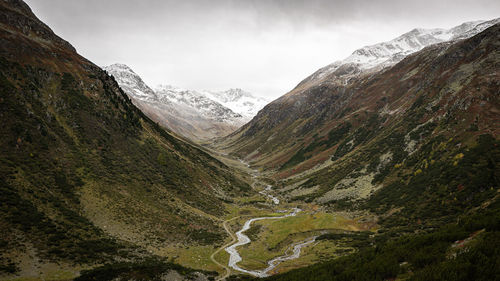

left=186, top=155, right=377, bottom=279
left=0, top=1, right=498, bottom=281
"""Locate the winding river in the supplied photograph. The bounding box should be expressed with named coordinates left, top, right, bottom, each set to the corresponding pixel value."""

left=224, top=184, right=316, bottom=277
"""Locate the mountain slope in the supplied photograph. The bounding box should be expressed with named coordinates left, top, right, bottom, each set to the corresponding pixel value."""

left=258, top=200, right=500, bottom=281
left=104, top=63, right=245, bottom=141
left=218, top=23, right=499, bottom=221
left=218, top=19, right=499, bottom=170
left=225, top=21, right=500, bottom=281
left=103, top=63, right=159, bottom=103
left=0, top=0, right=250, bottom=278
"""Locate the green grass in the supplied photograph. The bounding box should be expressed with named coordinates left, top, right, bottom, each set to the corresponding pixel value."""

left=270, top=239, right=353, bottom=275
left=256, top=199, right=500, bottom=281
left=236, top=211, right=369, bottom=270
left=256, top=212, right=355, bottom=248
left=167, top=246, right=220, bottom=272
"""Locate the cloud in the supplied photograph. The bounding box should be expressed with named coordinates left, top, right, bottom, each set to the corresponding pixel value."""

left=25, top=0, right=500, bottom=98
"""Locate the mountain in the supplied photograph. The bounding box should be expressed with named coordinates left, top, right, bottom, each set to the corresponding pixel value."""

left=0, top=0, right=250, bottom=279
left=204, top=88, right=270, bottom=120
left=301, top=18, right=500, bottom=85
left=218, top=22, right=499, bottom=220
left=102, top=63, right=159, bottom=103
left=104, top=63, right=246, bottom=141
left=155, top=84, right=243, bottom=124
left=219, top=18, right=499, bottom=169
left=2, top=0, right=499, bottom=279
left=228, top=21, right=500, bottom=281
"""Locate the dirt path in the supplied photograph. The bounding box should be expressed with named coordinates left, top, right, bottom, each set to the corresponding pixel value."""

left=211, top=216, right=239, bottom=281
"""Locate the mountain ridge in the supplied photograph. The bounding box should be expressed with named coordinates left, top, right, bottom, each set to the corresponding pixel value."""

left=298, top=17, right=500, bottom=87
left=218, top=18, right=499, bottom=163
left=104, top=63, right=249, bottom=141
left=204, top=88, right=270, bottom=120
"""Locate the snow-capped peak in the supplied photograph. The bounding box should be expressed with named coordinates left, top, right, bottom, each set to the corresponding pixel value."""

left=103, top=64, right=251, bottom=140
left=305, top=18, right=499, bottom=83
left=204, top=88, right=270, bottom=120
left=154, top=84, right=244, bottom=123
left=207, top=88, right=253, bottom=103
left=103, top=63, right=158, bottom=102
left=105, top=63, right=134, bottom=73
left=105, top=63, right=269, bottom=126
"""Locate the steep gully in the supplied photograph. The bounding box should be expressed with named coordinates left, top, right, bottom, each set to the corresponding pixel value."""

left=214, top=162, right=317, bottom=279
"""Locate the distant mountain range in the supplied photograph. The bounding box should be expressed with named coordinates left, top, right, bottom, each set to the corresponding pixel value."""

left=104, top=64, right=269, bottom=141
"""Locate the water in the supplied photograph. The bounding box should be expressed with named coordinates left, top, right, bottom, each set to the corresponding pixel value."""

left=259, top=185, right=280, bottom=205
left=224, top=208, right=302, bottom=277
left=264, top=236, right=317, bottom=274
left=227, top=159, right=314, bottom=277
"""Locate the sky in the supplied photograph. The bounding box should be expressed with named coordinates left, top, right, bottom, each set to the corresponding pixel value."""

left=25, top=0, right=500, bottom=99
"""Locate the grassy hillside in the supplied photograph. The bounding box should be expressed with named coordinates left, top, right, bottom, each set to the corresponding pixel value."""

left=0, top=0, right=249, bottom=278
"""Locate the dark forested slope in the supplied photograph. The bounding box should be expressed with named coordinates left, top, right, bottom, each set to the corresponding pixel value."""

left=0, top=0, right=249, bottom=277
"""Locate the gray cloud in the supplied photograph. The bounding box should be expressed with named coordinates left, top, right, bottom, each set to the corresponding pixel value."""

left=25, top=0, right=500, bottom=98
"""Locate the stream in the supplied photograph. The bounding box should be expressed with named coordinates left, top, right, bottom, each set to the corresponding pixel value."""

left=224, top=180, right=316, bottom=277
left=259, top=185, right=280, bottom=205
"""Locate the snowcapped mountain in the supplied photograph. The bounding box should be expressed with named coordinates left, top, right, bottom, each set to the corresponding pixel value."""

left=304, top=18, right=500, bottom=84
left=104, top=64, right=246, bottom=141
left=155, top=85, right=243, bottom=124
left=204, top=88, right=270, bottom=120
left=104, top=63, right=159, bottom=103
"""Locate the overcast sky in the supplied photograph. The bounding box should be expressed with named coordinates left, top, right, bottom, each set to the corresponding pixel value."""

left=25, top=0, right=499, bottom=99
